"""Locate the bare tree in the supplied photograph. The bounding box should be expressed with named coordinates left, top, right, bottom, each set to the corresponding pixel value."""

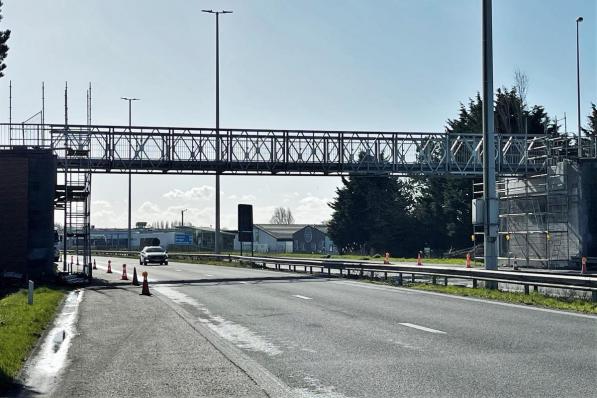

left=514, top=69, right=529, bottom=132
left=514, top=68, right=529, bottom=106
left=270, top=207, right=295, bottom=224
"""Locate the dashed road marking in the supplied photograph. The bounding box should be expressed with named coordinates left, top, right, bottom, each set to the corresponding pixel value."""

left=399, top=322, right=446, bottom=334
left=292, top=295, right=312, bottom=300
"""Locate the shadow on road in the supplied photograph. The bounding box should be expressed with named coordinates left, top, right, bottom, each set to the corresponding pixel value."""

left=90, top=275, right=330, bottom=288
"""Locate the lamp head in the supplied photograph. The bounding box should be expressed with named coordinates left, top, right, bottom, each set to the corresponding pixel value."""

left=576, top=16, right=583, bottom=23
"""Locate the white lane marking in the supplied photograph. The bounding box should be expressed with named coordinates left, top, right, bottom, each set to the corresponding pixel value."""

left=155, top=286, right=282, bottom=356
left=206, top=274, right=214, bottom=276
left=399, top=322, right=446, bottom=334
left=239, top=281, right=248, bottom=284
left=332, top=280, right=415, bottom=294
left=176, top=269, right=182, bottom=272
left=293, top=295, right=312, bottom=300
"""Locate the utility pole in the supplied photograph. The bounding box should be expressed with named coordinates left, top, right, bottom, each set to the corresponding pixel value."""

left=202, top=9, right=232, bottom=254
left=121, top=97, right=140, bottom=251
left=482, top=0, right=498, bottom=277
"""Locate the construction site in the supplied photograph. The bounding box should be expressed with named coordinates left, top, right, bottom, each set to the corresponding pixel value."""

left=473, top=136, right=597, bottom=270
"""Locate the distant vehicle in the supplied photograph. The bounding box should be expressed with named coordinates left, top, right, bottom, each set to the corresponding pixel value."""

left=54, top=229, right=61, bottom=262
left=139, top=246, right=168, bottom=265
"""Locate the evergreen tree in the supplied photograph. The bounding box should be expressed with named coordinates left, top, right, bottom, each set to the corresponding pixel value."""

left=582, top=103, right=597, bottom=138
left=0, top=1, right=10, bottom=78
left=328, top=174, right=414, bottom=256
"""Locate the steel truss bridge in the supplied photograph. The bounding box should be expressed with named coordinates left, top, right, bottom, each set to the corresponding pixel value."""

left=3, top=123, right=551, bottom=176
left=1, top=122, right=557, bottom=278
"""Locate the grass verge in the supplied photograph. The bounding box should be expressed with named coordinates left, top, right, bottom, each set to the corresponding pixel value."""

left=0, top=286, right=66, bottom=388
left=407, top=283, right=597, bottom=315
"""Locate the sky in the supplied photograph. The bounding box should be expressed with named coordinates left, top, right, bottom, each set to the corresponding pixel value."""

left=1, top=0, right=596, bottom=229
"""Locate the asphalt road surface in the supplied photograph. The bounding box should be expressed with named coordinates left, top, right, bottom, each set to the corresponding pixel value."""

left=88, top=257, right=597, bottom=397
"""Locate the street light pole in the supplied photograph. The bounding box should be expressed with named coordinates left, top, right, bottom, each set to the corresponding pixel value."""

left=576, top=16, right=583, bottom=158
left=482, top=0, right=498, bottom=276
left=121, top=97, right=140, bottom=251
left=181, top=208, right=188, bottom=227
left=202, top=9, right=232, bottom=254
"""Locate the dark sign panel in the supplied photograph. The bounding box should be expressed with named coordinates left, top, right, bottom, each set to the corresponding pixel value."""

left=238, top=204, right=253, bottom=242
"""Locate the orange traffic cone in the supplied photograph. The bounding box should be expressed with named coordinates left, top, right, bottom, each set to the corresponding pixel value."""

left=107, top=260, right=112, bottom=273
left=466, top=253, right=471, bottom=269
left=140, top=271, right=151, bottom=296
left=132, top=267, right=140, bottom=286
left=121, top=264, right=129, bottom=280
left=93, top=259, right=97, bottom=270
left=417, top=252, right=422, bottom=266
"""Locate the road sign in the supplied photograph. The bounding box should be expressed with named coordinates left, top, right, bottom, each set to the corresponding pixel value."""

left=175, top=233, right=192, bottom=245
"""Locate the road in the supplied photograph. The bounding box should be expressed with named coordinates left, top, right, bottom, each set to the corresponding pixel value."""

left=87, top=257, right=597, bottom=397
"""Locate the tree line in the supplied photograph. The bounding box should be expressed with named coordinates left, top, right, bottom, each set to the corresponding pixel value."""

left=328, top=79, right=597, bottom=257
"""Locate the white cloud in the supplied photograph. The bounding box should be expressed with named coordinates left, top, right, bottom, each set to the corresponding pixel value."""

left=163, top=185, right=215, bottom=201
left=294, top=195, right=332, bottom=224
left=138, top=201, right=161, bottom=214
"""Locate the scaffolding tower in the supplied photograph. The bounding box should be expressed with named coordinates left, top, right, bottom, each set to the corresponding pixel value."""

left=53, top=127, right=92, bottom=277
left=474, top=135, right=582, bottom=269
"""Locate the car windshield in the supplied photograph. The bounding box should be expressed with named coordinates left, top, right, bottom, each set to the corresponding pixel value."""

left=146, top=247, right=164, bottom=253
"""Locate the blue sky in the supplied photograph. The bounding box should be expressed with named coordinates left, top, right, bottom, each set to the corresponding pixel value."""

left=1, top=0, right=595, bottom=228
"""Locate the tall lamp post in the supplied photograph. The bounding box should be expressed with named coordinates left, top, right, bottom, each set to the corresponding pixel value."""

left=121, top=97, right=140, bottom=251
left=576, top=16, right=583, bottom=158
left=482, top=0, right=498, bottom=277
left=181, top=208, right=188, bottom=227
left=202, top=9, right=232, bottom=254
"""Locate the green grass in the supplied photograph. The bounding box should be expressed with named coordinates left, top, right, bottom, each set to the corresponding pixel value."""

left=0, top=287, right=66, bottom=387
left=407, top=283, right=597, bottom=314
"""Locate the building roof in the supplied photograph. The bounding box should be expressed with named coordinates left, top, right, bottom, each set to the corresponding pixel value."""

left=254, top=224, right=308, bottom=240
left=292, top=224, right=329, bottom=236
left=255, top=224, right=329, bottom=240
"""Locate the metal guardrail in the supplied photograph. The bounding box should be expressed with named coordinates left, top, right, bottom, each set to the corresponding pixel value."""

left=91, top=250, right=597, bottom=301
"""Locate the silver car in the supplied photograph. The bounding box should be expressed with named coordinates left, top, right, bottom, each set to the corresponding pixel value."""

left=139, top=246, right=168, bottom=265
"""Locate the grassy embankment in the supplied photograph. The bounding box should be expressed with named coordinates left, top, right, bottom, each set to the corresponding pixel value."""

left=406, top=283, right=597, bottom=315
left=0, top=287, right=66, bottom=388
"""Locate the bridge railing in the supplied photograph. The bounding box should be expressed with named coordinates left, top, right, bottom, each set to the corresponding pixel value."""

left=0, top=123, right=549, bottom=176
